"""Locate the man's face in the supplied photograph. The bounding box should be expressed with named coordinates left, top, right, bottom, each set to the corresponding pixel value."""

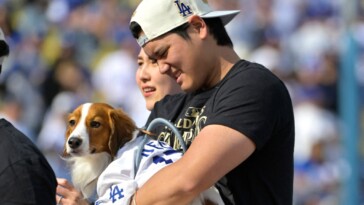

left=142, top=28, right=212, bottom=92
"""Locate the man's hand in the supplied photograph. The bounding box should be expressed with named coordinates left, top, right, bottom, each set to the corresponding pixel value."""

left=56, top=178, right=90, bottom=205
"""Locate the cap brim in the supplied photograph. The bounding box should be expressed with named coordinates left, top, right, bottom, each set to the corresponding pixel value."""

left=201, top=10, right=240, bottom=25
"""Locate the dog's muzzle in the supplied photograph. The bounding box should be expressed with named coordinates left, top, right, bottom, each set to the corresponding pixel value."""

left=68, top=137, right=83, bottom=149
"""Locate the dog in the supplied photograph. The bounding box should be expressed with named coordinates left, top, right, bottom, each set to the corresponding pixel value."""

left=63, top=102, right=136, bottom=199
left=63, top=102, right=224, bottom=204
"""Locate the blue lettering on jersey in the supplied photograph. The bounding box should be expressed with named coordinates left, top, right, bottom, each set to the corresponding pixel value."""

left=142, top=141, right=168, bottom=157
left=153, top=149, right=179, bottom=165
left=109, top=185, right=124, bottom=203
left=164, top=149, right=178, bottom=155
left=153, top=155, right=174, bottom=165
left=142, top=141, right=179, bottom=164
left=146, top=141, right=169, bottom=150
left=141, top=148, right=154, bottom=157
left=174, top=0, right=192, bottom=17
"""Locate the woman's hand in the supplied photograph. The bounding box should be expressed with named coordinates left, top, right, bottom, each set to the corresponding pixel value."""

left=56, top=178, right=90, bottom=205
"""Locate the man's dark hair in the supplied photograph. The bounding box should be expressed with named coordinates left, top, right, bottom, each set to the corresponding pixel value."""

left=0, top=40, right=9, bottom=57
left=0, top=38, right=10, bottom=73
left=129, top=17, right=233, bottom=47
left=130, top=21, right=143, bottom=40
left=203, top=17, right=233, bottom=47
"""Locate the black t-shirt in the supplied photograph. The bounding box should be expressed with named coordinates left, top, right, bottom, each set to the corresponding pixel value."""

left=147, top=60, right=294, bottom=205
left=0, top=119, right=57, bottom=205
left=144, top=60, right=295, bottom=205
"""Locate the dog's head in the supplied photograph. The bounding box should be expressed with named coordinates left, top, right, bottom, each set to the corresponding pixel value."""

left=63, top=103, right=136, bottom=158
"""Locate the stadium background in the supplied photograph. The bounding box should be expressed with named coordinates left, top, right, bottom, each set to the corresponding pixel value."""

left=0, top=0, right=363, bottom=204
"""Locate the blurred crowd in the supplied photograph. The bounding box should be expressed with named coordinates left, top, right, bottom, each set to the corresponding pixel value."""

left=0, top=0, right=363, bottom=204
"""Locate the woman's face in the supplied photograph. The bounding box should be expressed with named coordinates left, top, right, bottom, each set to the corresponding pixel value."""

left=136, top=49, right=182, bottom=111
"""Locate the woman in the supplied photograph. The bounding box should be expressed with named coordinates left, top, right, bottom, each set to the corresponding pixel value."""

left=55, top=49, right=182, bottom=205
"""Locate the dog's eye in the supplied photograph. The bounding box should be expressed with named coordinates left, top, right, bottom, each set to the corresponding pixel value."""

left=69, top=120, right=76, bottom=126
left=90, top=121, right=101, bottom=128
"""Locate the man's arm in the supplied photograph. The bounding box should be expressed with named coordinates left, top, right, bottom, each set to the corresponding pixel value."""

left=135, top=124, right=256, bottom=205
left=0, top=157, right=57, bottom=205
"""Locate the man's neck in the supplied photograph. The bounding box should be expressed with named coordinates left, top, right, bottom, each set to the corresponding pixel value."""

left=201, top=47, right=240, bottom=90
left=215, top=46, right=240, bottom=81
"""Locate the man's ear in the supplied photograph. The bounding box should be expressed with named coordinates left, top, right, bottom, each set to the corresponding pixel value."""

left=188, top=15, right=208, bottom=39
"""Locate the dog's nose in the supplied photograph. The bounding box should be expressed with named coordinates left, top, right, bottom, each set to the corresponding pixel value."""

left=68, top=137, right=82, bottom=149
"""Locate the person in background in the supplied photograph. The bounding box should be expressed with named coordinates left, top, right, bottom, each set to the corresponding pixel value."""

left=127, top=0, right=295, bottom=204
left=55, top=48, right=183, bottom=205
left=0, top=28, right=57, bottom=205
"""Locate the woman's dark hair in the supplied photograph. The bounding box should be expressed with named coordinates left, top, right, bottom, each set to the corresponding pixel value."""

left=129, top=17, right=233, bottom=47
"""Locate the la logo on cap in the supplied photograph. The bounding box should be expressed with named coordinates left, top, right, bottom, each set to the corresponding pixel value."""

left=174, top=0, right=192, bottom=17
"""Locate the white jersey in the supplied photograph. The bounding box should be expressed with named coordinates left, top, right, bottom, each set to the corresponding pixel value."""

left=95, top=136, right=182, bottom=205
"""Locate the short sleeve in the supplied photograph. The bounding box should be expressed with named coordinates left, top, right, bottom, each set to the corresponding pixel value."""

left=205, top=64, right=288, bottom=150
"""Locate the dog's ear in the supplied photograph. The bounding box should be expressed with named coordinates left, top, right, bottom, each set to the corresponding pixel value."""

left=108, top=109, right=136, bottom=157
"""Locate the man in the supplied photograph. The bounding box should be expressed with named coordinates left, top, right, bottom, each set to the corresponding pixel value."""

left=128, top=0, right=295, bottom=204
left=0, top=28, right=57, bottom=204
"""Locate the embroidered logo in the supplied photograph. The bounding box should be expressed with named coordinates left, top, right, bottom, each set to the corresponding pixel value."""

left=109, top=185, right=124, bottom=203
left=174, top=0, right=193, bottom=17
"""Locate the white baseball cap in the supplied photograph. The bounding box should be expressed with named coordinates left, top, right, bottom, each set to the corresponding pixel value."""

left=130, top=0, right=240, bottom=47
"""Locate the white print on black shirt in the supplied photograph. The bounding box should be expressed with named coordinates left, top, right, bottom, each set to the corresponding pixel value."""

left=157, top=106, right=206, bottom=150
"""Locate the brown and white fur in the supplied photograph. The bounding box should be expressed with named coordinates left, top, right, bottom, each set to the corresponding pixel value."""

left=62, top=102, right=136, bottom=199
left=63, top=102, right=223, bottom=204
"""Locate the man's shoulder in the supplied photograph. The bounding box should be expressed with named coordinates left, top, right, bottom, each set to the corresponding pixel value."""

left=229, top=60, right=274, bottom=78
left=222, top=60, right=285, bottom=90
left=0, top=119, right=46, bottom=165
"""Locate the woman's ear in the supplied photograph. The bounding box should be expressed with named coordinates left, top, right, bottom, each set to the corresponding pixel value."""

left=188, top=15, right=208, bottom=39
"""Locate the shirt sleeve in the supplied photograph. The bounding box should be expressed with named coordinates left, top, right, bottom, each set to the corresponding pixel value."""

left=205, top=65, right=286, bottom=150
